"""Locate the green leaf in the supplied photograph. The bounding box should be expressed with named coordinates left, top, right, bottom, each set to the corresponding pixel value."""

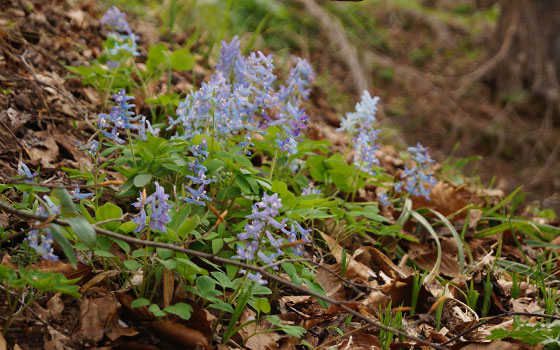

left=212, top=239, right=223, bottom=254
left=67, top=216, right=96, bottom=248
left=133, top=174, right=152, bottom=188
left=209, top=299, right=234, bottom=313
left=169, top=48, right=196, bottom=71
left=96, top=202, right=123, bottom=231
left=254, top=298, right=271, bottom=313
left=211, top=271, right=233, bottom=289
left=304, top=279, right=329, bottom=308
left=49, top=224, right=76, bottom=268
left=164, top=303, right=193, bottom=320
left=123, top=260, right=141, bottom=271
left=146, top=43, right=168, bottom=73
left=118, top=221, right=137, bottom=234
left=94, top=250, right=115, bottom=258
left=131, top=298, right=150, bottom=308
left=53, top=188, right=77, bottom=215
left=149, top=304, right=167, bottom=317
left=177, top=214, right=200, bottom=239
left=156, top=247, right=174, bottom=260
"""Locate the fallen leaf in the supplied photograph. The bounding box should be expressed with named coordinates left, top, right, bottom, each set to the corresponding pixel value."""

left=237, top=309, right=281, bottom=350
left=319, top=231, right=376, bottom=283
left=153, top=319, right=210, bottom=350
left=0, top=332, right=6, bottom=350
left=46, top=292, right=64, bottom=320
left=78, top=295, right=121, bottom=342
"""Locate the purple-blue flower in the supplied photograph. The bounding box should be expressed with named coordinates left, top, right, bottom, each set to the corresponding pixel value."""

left=18, top=162, right=38, bottom=182
left=183, top=184, right=211, bottom=206
left=72, top=185, right=94, bottom=200
left=378, top=193, right=390, bottom=206
left=100, top=6, right=139, bottom=57
left=132, top=182, right=173, bottom=233
left=26, top=230, right=58, bottom=262
left=302, top=181, right=321, bottom=195
left=394, top=142, right=437, bottom=200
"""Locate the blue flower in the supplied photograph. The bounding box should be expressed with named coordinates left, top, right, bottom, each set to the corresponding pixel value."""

left=337, top=90, right=380, bottom=133
left=100, top=7, right=139, bottom=57
left=132, top=182, right=173, bottom=233
left=26, top=230, right=58, bottom=262
left=133, top=208, right=147, bottom=233
left=17, top=162, right=38, bottom=182
left=302, top=181, right=321, bottom=195
left=72, top=185, right=94, bottom=200
left=183, top=184, right=211, bottom=206
left=378, top=193, right=390, bottom=206
left=77, top=140, right=99, bottom=156
left=394, top=142, right=437, bottom=200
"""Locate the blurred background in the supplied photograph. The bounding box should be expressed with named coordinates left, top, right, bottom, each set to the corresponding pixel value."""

left=97, top=0, right=560, bottom=206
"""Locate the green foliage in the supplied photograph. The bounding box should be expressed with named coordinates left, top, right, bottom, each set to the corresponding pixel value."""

left=488, top=318, right=560, bottom=349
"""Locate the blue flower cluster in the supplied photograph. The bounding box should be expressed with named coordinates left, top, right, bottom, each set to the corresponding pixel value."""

left=338, top=90, right=381, bottom=175
left=98, top=89, right=139, bottom=144
left=77, top=140, right=99, bottom=157
left=393, top=142, right=437, bottom=200
left=24, top=197, right=61, bottom=262
left=132, top=182, right=173, bottom=233
left=182, top=139, right=213, bottom=206
left=233, top=193, right=311, bottom=285
left=100, top=6, right=139, bottom=57
left=25, top=230, right=58, bottom=262
left=168, top=37, right=315, bottom=156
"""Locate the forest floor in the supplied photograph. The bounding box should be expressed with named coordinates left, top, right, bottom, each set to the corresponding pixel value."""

left=0, top=0, right=559, bottom=349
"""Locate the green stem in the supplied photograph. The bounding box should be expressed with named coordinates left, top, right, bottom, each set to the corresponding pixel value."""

left=269, top=148, right=279, bottom=181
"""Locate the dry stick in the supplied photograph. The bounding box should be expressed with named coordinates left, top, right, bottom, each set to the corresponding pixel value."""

left=0, top=201, right=450, bottom=350
left=441, top=311, right=560, bottom=346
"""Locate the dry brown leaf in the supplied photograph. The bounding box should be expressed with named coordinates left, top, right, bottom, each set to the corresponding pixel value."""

left=340, top=329, right=382, bottom=350
left=78, top=295, right=121, bottom=342
left=406, top=242, right=460, bottom=278
left=319, top=231, right=376, bottom=282
left=354, top=246, right=410, bottom=279
left=316, top=263, right=347, bottom=300
left=80, top=270, right=120, bottom=293
left=46, top=292, right=64, bottom=320
left=153, top=319, right=210, bottom=350
left=411, top=182, right=484, bottom=220
left=0, top=332, right=6, bottom=350
left=104, top=312, right=138, bottom=341
left=237, top=309, right=281, bottom=350
left=27, top=130, right=59, bottom=168
left=44, top=325, right=72, bottom=350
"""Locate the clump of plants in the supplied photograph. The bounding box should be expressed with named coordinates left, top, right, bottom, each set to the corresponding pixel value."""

left=2, top=6, right=558, bottom=349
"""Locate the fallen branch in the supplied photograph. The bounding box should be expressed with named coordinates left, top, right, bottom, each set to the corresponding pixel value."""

left=0, top=200, right=450, bottom=350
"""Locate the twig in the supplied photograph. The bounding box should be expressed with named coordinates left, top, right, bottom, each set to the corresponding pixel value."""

left=441, top=311, right=560, bottom=346
left=0, top=200, right=450, bottom=350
